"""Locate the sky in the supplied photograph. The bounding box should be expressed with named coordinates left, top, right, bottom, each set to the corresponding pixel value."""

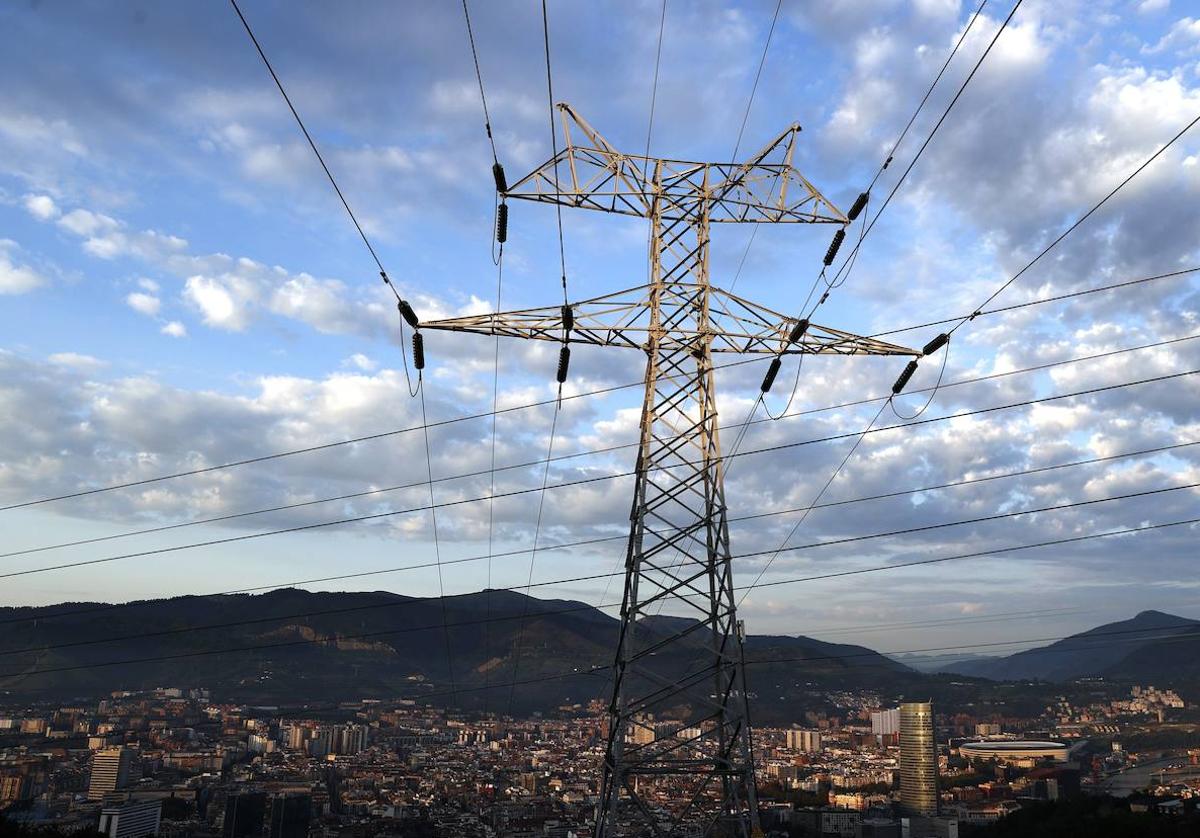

left=1, top=0, right=1199, bottom=659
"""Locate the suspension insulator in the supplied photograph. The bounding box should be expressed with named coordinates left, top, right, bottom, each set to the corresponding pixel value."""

left=761, top=357, right=782, bottom=393
left=555, top=345, right=571, bottom=384
left=412, top=331, right=425, bottom=370
left=496, top=202, right=508, bottom=244
left=397, top=299, right=419, bottom=329
left=847, top=191, right=869, bottom=222
left=492, top=162, right=508, bottom=194
left=892, top=360, right=919, bottom=395
left=823, top=228, right=846, bottom=266
left=922, top=332, right=949, bottom=356
left=788, top=318, right=810, bottom=344
left=562, top=304, right=574, bottom=333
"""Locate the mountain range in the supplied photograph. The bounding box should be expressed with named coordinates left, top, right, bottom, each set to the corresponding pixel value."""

left=928, top=610, right=1200, bottom=682
left=2, top=592, right=1195, bottom=718
left=0, top=588, right=909, bottom=722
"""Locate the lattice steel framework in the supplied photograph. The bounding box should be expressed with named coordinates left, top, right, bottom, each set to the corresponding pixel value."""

left=424, top=104, right=916, bottom=837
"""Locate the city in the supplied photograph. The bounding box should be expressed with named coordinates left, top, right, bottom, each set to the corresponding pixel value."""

left=2, top=676, right=1199, bottom=837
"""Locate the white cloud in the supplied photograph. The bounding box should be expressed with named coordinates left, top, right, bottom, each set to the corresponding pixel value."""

left=345, top=353, right=377, bottom=371
left=125, top=291, right=161, bottom=317
left=46, top=352, right=106, bottom=372
left=161, top=320, right=187, bottom=338
left=22, top=193, right=59, bottom=221
left=57, top=208, right=118, bottom=237
left=1138, top=0, right=1170, bottom=13
left=183, top=274, right=258, bottom=331
left=1145, top=17, right=1200, bottom=55
left=0, top=240, right=45, bottom=295
left=137, top=278, right=160, bottom=292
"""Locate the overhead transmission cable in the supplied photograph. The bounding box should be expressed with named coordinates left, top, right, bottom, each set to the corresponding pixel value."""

left=460, top=0, right=506, bottom=715
left=8, top=487, right=1198, bottom=665
left=5, top=365, right=1196, bottom=583
left=3, top=440, right=1194, bottom=635
left=7, top=528, right=1200, bottom=684
left=228, top=0, right=421, bottom=396
left=0, top=330, right=1190, bottom=558
left=2, top=263, right=1189, bottom=517
left=748, top=15, right=1197, bottom=594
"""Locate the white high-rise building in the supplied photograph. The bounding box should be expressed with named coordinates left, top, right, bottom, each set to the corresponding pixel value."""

left=785, top=728, right=822, bottom=753
left=88, top=748, right=134, bottom=800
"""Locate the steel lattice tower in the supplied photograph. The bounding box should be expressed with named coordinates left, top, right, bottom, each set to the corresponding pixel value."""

left=425, top=104, right=916, bottom=837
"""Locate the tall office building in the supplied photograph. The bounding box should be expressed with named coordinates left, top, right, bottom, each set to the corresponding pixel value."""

left=88, top=748, right=134, bottom=800
left=899, top=701, right=938, bottom=817
left=98, top=799, right=161, bottom=838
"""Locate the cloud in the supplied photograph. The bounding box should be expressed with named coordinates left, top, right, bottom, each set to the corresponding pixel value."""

left=161, top=321, right=187, bottom=338
left=125, top=291, right=161, bottom=317
left=22, top=193, right=59, bottom=221
left=0, top=240, right=45, bottom=295
left=1144, top=16, right=1200, bottom=55
left=183, top=273, right=258, bottom=331
left=46, top=352, right=106, bottom=372
left=345, top=353, right=377, bottom=371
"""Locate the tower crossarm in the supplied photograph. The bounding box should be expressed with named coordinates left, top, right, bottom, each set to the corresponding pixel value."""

left=503, top=103, right=848, bottom=224
left=421, top=284, right=917, bottom=357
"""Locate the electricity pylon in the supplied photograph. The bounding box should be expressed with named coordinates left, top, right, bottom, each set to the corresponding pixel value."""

left=424, top=103, right=916, bottom=837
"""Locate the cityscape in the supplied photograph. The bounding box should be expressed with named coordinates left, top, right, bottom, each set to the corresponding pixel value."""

left=2, top=673, right=1199, bottom=837
left=3, top=1, right=1200, bottom=837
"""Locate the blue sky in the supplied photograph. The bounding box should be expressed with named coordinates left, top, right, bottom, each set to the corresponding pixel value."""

left=1, top=0, right=1199, bottom=656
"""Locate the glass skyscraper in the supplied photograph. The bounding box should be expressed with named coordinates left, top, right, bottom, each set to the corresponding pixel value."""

left=899, top=701, right=938, bottom=817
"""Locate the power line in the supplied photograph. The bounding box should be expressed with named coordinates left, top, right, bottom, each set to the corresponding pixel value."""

left=228, top=0, right=420, bottom=396
left=3, top=264, right=1186, bottom=516
left=7, top=434, right=1189, bottom=631
left=868, top=266, right=1199, bottom=341
left=817, top=0, right=1025, bottom=299
left=505, top=403, right=562, bottom=714
left=4, top=365, right=1196, bottom=581
left=643, top=0, right=667, bottom=161
left=540, top=0, right=568, bottom=307
left=461, top=0, right=499, bottom=165
left=229, top=0, right=383, bottom=277
left=735, top=400, right=888, bottom=607
left=417, top=381, right=457, bottom=703
left=8, top=547, right=1200, bottom=685
left=5, top=474, right=1193, bottom=657
left=745, top=516, right=1199, bottom=591
left=730, top=0, right=783, bottom=163
left=945, top=113, right=1200, bottom=337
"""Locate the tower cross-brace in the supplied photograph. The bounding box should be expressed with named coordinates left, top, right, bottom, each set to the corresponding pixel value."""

left=424, top=103, right=917, bottom=837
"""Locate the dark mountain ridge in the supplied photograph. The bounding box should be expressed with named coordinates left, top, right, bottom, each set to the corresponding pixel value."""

left=933, top=610, right=1200, bottom=682
left=0, top=588, right=908, bottom=720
